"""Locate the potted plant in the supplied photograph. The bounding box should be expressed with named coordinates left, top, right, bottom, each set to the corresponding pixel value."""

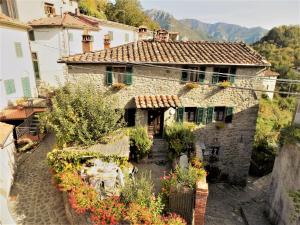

left=112, top=83, right=126, bottom=90
left=218, top=81, right=231, bottom=89
left=185, top=82, right=200, bottom=89
left=215, top=122, right=225, bottom=129
left=15, top=98, right=26, bottom=110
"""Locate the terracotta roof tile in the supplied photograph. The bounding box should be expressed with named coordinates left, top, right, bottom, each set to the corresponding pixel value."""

left=29, top=13, right=98, bottom=30
left=0, top=12, right=30, bottom=29
left=135, top=95, right=182, bottom=109
left=61, top=40, right=270, bottom=66
left=262, top=69, right=280, bottom=77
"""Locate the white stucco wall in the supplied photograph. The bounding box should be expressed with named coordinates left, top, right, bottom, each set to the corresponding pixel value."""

left=97, top=24, right=138, bottom=48
left=15, top=0, right=78, bottom=22
left=0, top=26, right=37, bottom=110
left=0, top=130, right=16, bottom=225
left=262, top=76, right=277, bottom=99
left=31, top=27, right=67, bottom=86
left=31, top=24, right=138, bottom=87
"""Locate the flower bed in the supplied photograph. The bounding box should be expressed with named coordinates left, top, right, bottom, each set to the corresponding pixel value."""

left=160, top=157, right=206, bottom=206
left=49, top=149, right=186, bottom=225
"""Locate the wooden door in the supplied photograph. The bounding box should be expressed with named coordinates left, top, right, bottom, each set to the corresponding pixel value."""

left=148, top=109, right=164, bottom=138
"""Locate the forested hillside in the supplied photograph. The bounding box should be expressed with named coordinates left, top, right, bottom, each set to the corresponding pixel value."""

left=250, top=25, right=300, bottom=176
left=79, top=0, right=159, bottom=30
left=146, top=9, right=267, bottom=43
left=253, top=25, right=300, bottom=88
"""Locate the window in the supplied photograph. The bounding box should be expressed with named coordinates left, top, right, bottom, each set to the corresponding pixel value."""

left=212, top=67, right=236, bottom=84
left=32, top=53, right=40, bottom=79
left=124, top=108, right=136, bottom=127
left=108, top=31, right=113, bottom=41
left=21, top=77, right=32, bottom=97
left=185, top=107, right=196, bottom=122
left=213, top=107, right=234, bottom=123
left=181, top=66, right=206, bottom=83
left=214, top=107, right=226, bottom=121
left=125, top=33, right=129, bottom=42
left=44, top=3, right=55, bottom=16
left=28, top=30, right=35, bottom=41
left=82, top=34, right=93, bottom=42
left=4, top=79, right=16, bottom=95
left=14, top=42, right=23, bottom=58
left=106, top=66, right=133, bottom=85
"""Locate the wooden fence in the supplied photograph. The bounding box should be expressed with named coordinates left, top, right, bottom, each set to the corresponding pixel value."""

left=169, top=188, right=195, bottom=225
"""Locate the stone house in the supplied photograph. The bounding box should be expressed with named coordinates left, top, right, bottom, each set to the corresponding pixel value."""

left=60, top=40, right=271, bottom=185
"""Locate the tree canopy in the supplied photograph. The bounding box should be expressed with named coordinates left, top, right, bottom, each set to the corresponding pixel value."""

left=39, top=84, right=125, bottom=147
left=252, top=25, right=300, bottom=93
left=79, top=0, right=159, bottom=29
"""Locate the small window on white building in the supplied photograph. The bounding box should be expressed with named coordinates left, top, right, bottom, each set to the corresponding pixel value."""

left=28, top=30, right=35, bottom=41
left=4, top=79, right=16, bottom=95
left=125, top=33, right=129, bottom=42
left=44, top=3, right=55, bottom=16
left=14, top=42, right=23, bottom=58
left=108, top=31, right=113, bottom=41
left=32, top=53, right=40, bottom=79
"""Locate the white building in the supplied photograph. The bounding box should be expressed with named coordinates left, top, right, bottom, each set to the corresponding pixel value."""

left=28, top=13, right=101, bottom=86
left=0, top=13, right=38, bottom=110
left=0, top=0, right=79, bottom=22
left=75, top=14, right=138, bottom=48
left=0, top=122, right=16, bottom=225
left=29, top=12, right=138, bottom=87
left=261, top=69, right=279, bottom=99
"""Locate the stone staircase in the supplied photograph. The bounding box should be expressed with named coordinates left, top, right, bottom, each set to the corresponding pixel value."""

left=147, top=139, right=169, bottom=163
left=29, top=113, right=40, bottom=136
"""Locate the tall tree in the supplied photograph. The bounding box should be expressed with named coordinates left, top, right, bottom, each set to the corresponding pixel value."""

left=105, top=0, right=159, bottom=30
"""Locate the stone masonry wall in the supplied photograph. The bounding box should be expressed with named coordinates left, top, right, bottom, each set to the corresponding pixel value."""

left=268, top=144, right=300, bottom=225
left=66, top=64, right=264, bottom=184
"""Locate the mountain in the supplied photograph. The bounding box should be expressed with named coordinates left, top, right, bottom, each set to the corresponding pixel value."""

left=146, top=9, right=268, bottom=44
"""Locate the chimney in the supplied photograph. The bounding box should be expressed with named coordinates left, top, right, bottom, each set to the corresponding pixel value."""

left=169, top=32, right=179, bottom=41
left=104, top=34, right=111, bottom=49
left=75, top=8, right=80, bottom=16
left=82, top=29, right=93, bottom=53
left=155, top=29, right=170, bottom=42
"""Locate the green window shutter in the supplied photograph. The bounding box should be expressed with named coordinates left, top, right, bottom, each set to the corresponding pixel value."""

left=196, top=107, right=204, bottom=125
left=230, top=67, right=236, bottom=83
left=225, top=107, right=234, bottom=123
left=15, top=42, right=23, bottom=58
left=212, top=74, right=219, bottom=84
left=124, top=67, right=133, bottom=85
left=176, top=107, right=184, bottom=122
left=106, top=66, right=113, bottom=85
left=4, top=79, right=16, bottom=95
left=181, top=71, right=188, bottom=82
left=21, top=77, right=32, bottom=97
left=206, top=107, right=214, bottom=124
left=33, top=61, right=40, bottom=79
left=199, top=67, right=206, bottom=83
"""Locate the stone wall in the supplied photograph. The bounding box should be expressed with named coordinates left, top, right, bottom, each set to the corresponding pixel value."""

left=66, top=64, right=264, bottom=184
left=0, top=128, right=17, bottom=225
left=267, top=144, right=300, bottom=225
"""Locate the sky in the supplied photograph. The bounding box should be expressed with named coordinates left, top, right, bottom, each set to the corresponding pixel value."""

left=140, top=0, right=300, bottom=29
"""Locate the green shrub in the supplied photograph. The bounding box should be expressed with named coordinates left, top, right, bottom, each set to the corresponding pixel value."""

left=47, top=148, right=128, bottom=173
left=39, top=83, right=125, bottom=147
left=129, top=126, right=152, bottom=158
left=165, top=123, right=195, bottom=157
left=280, top=125, right=300, bottom=146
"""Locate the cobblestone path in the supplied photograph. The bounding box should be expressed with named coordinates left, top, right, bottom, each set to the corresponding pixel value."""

left=8, top=134, right=70, bottom=225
